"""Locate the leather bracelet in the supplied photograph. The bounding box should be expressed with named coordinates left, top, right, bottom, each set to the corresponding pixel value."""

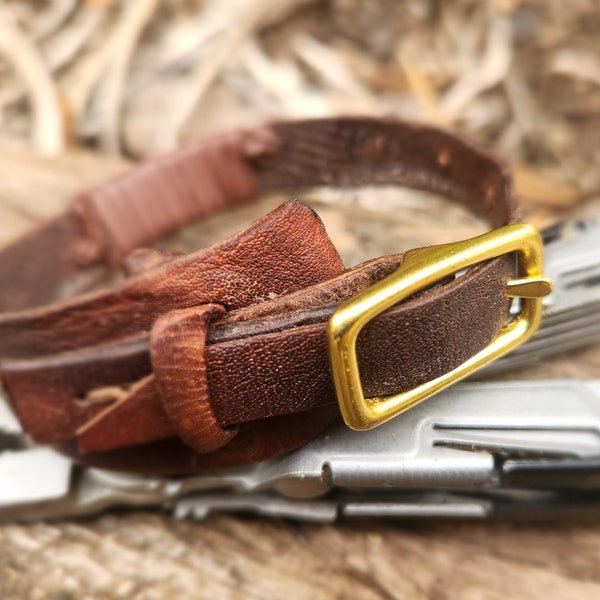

left=0, top=118, right=548, bottom=474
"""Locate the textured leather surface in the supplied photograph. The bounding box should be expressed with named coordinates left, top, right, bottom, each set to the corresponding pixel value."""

left=1, top=200, right=344, bottom=443
left=0, top=117, right=519, bottom=474
left=150, top=304, right=238, bottom=453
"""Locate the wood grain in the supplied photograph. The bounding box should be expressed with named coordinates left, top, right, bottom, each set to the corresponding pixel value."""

left=1, top=151, right=600, bottom=600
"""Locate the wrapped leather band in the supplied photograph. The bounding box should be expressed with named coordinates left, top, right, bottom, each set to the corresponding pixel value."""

left=0, top=118, right=517, bottom=473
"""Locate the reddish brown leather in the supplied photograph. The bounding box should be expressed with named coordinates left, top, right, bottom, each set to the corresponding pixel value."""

left=0, top=117, right=520, bottom=474
left=1, top=200, right=344, bottom=442
left=75, top=131, right=266, bottom=266
left=0, top=200, right=343, bottom=360
left=76, top=375, right=174, bottom=453
left=57, top=403, right=341, bottom=474
left=73, top=258, right=403, bottom=455
left=150, top=304, right=238, bottom=453
left=0, top=128, right=279, bottom=314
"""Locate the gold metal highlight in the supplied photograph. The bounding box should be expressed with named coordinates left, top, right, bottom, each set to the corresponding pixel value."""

left=327, top=223, right=552, bottom=430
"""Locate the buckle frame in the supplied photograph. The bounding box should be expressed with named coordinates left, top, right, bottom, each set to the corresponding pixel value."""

left=327, top=223, right=552, bottom=431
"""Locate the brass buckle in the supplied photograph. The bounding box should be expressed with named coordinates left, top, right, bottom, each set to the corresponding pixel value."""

left=327, top=223, right=552, bottom=431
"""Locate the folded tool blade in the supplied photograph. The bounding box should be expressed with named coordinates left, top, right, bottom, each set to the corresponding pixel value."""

left=174, top=380, right=600, bottom=521
left=0, top=448, right=72, bottom=508
left=0, top=391, right=73, bottom=509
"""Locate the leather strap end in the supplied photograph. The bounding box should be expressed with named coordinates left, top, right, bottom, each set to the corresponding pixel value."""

left=0, top=336, right=152, bottom=444
left=75, top=375, right=175, bottom=454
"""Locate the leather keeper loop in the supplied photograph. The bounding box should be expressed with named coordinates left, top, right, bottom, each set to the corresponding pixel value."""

left=150, top=303, right=239, bottom=454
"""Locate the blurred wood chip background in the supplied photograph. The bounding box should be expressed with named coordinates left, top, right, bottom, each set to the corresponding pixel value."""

left=1, top=1, right=600, bottom=598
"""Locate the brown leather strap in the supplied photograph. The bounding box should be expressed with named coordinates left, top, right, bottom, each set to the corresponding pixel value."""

left=0, top=117, right=518, bottom=474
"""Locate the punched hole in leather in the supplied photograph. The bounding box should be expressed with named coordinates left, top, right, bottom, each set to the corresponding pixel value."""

left=0, top=118, right=518, bottom=474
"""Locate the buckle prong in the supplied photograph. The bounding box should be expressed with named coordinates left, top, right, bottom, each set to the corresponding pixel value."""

left=327, top=223, right=553, bottom=431
left=506, top=277, right=552, bottom=298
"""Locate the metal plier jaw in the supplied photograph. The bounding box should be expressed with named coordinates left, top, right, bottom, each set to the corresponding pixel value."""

left=2, top=219, right=600, bottom=522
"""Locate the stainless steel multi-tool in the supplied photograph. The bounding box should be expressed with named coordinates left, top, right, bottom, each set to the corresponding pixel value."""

left=2, top=218, right=600, bottom=523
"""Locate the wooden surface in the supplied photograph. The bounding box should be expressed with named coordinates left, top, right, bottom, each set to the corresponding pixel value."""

left=1, top=151, right=600, bottom=600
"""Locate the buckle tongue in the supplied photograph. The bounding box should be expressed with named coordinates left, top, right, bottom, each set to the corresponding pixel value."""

left=327, top=223, right=552, bottom=431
